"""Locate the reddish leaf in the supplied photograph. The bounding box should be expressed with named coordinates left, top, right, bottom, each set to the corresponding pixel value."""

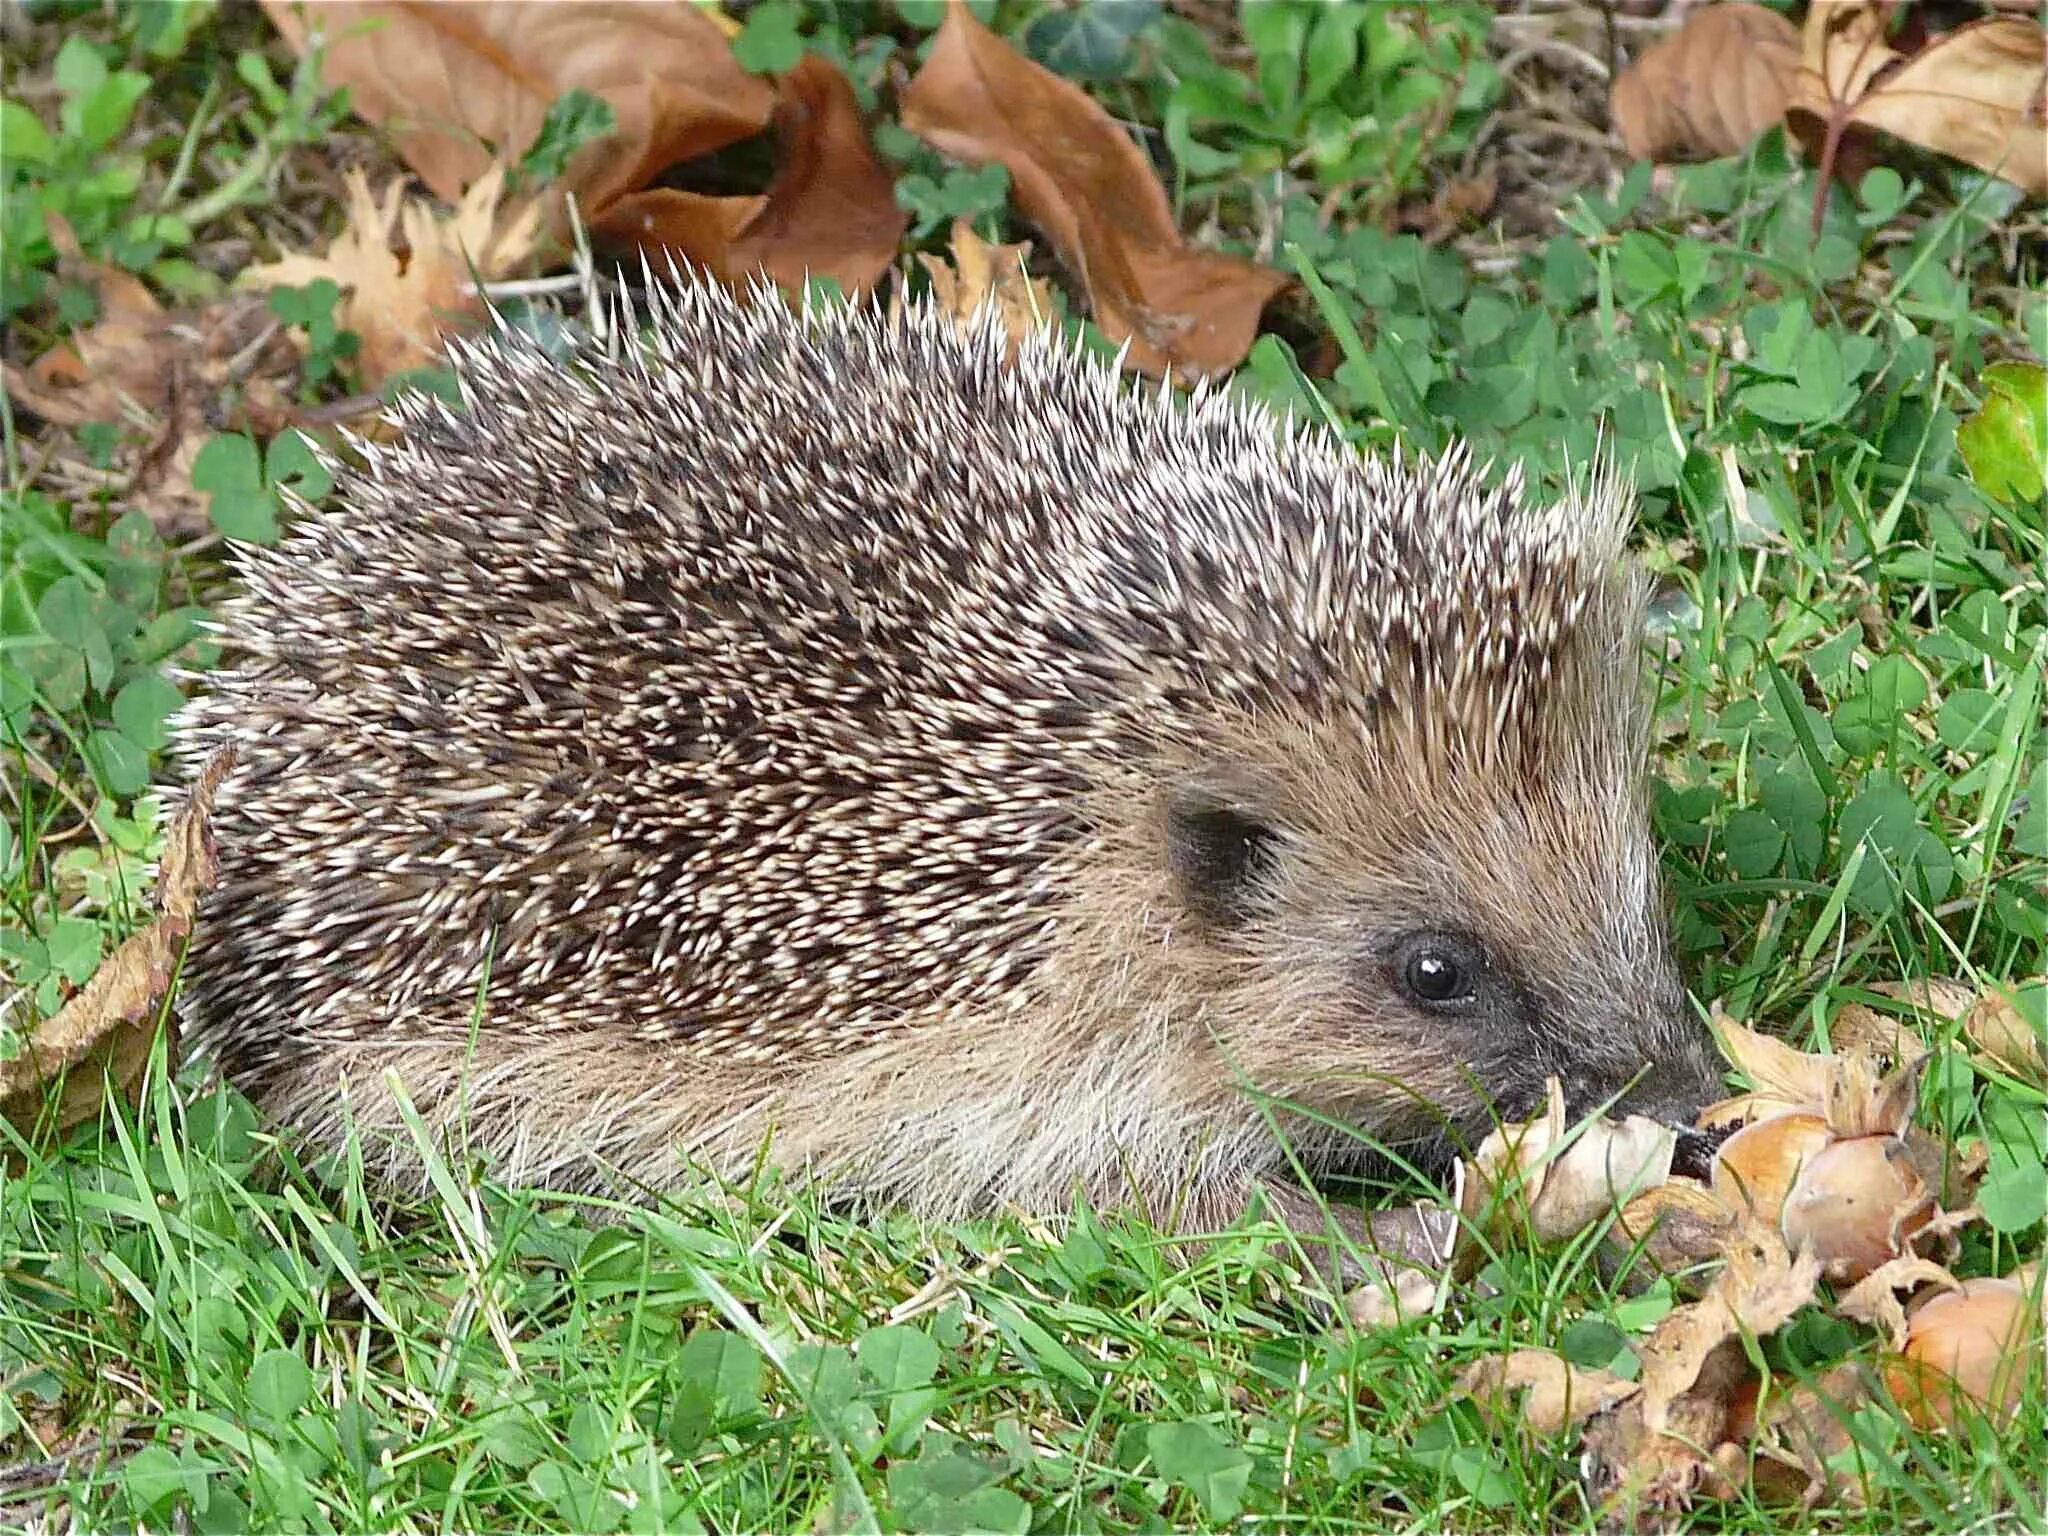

left=593, top=55, right=906, bottom=297
left=900, top=1, right=1287, bottom=378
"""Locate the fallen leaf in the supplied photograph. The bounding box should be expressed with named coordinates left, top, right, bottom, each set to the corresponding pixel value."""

left=900, top=0, right=1288, bottom=378
left=1822, top=1049, right=1925, bottom=1139
left=1962, top=982, right=2047, bottom=1086
left=1, top=216, right=299, bottom=535
left=260, top=0, right=774, bottom=222
left=0, top=748, right=233, bottom=1140
left=1637, top=1219, right=1821, bottom=1433
left=1836, top=1254, right=1961, bottom=1349
left=1699, top=1011, right=1836, bottom=1126
left=592, top=55, right=905, bottom=298
left=1611, top=3, right=1801, bottom=163
left=1343, top=1266, right=1441, bottom=1330
left=1612, top=1180, right=1744, bottom=1278
left=1829, top=976, right=1971, bottom=1058
left=245, top=163, right=545, bottom=391
left=1789, top=6, right=2048, bottom=198
left=1749, top=1361, right=1876, bottom=1509
left=1582, top=1340, right=1754, bottom=1524
left=917, top=219, right=1058, bottom=355
left=1460, top=1078, right=1676, bottom=1248
left=1458, top=1349, right=1641, bottom=1436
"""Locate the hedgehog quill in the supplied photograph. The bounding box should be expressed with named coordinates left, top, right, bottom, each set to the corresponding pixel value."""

left=172, top=280, right=1721, bottom=1230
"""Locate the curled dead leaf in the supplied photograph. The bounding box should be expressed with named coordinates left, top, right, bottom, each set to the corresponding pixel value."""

left=1963, top=983, right=2047, bottom=1086
left=900, top=1, right=1287, bottom=378
left=1699, top=1010, right=1836, bottom=1126
left=1343, top=1266, right=1442, bottom=1330
left=1611, top=3, right=1801, bottom=163
left=1822, top=1048, right=1925, bottom=1139
left=1, top=748, right=233, bottom=1141
left=1836, top=1253, right=1962, bottom=1349
left=1457, top=1349, right=1641, bottom=1437
left=1460, top=1078, right=1677, bottom=1250
left=591, top=55, right=904, bottom=299
left=1635, top=1219, right=1821, bottom=1433
left=1749, top=1361, right=1876, bottom=1509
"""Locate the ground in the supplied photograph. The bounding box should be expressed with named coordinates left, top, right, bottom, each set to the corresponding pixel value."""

left=1, top=1, right=2044, bottom=1532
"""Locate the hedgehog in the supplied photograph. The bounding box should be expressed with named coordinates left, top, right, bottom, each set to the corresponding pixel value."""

left=170, top=279, right=1721, bottom=1232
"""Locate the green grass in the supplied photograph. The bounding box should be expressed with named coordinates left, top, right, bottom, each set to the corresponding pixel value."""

left=4, top=1, right=2046, bottom=1531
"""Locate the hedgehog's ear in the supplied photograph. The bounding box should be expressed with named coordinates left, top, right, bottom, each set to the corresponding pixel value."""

left=1165, top=782, right=1284, bottom=928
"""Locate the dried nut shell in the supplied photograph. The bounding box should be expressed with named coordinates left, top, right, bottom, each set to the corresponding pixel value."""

left=1883, top=1277, right=2038, bottom=1428
left=1778, top=1134, right=1933, bottom=1282
left=1710, top=1112, right=1832, bottom=1223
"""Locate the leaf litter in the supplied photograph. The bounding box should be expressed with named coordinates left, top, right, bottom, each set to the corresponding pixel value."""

left=1339, top=975, right=2047, bottom=1524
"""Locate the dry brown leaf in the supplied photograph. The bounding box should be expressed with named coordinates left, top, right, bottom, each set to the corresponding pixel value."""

left=1836, top=1254, right=1962, bottom=1349
left=1790, top=6, right=2048, bottom=197
left=1583, top=1340, right=1755, bottom=1523
left=1749, top=1361, right=1875, bottom=1509
left=1700, top=1011, right=1836, bottom=1126
left=1637, top=1219, right=1821, bottom=1433
left=592, top=55, right=905, bottom=298
left=245, top=164, right=545, bottom=391
left=1829, top=976, right=1970, bottom=1058
left=1822, top=1049, right=1925, bottom=1139
left=1611, top=3, right=1802, bottom=163
left=1458, top=1349, right=1641, bottom=1437
left=0, top=216, right=299, bottom=534
left=0, top=749, right=233, bottom=1140
left=260, top=0, right=775, bottom=224
left=1612, top=1180, right=1745, bottom=1277
left=1962, top=983, right=2047, bottom=1086
left=900, top=0, right=1287, bottom=378
left=917, top=219, right=1057, bottom=355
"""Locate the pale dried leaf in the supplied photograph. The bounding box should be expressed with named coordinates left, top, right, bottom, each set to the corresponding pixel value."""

left=1528, top=1113, right=1676, bottom=1243
left=1963, top=984, right=2047, bottom=1086
left=1751, top=1362, right=1874, bottom=1510
left=1823, top=1050, right=1925, bottom=1139
left=1611, top=3, right=1801, bottom=162
left=1710, top=1011, right=1835, bottom=1113
left=1457, top=1349, right=1641, bottom=1436
left=1836, top=1254, right=1962, bottom=1348
left=917, top=219, right=1057, bottom=356
left=244, top=166, right=544, bottom=390
left=1343, top=1266, right=1442, bottom=1330
left=1638, top=1220, right=1821, bottom=1433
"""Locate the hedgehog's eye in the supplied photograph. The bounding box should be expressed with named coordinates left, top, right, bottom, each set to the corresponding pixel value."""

left=1166, top=793, right=1282, bottom=928
left=1395, top=933, right=1484, bottom=1010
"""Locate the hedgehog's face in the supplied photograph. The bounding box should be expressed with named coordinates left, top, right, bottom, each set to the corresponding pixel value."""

left=1152, top=710, right=1722, bottom=1176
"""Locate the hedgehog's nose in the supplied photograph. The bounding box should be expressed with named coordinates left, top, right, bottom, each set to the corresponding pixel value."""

left=1605, top=1035, right=1725, bottom=1131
